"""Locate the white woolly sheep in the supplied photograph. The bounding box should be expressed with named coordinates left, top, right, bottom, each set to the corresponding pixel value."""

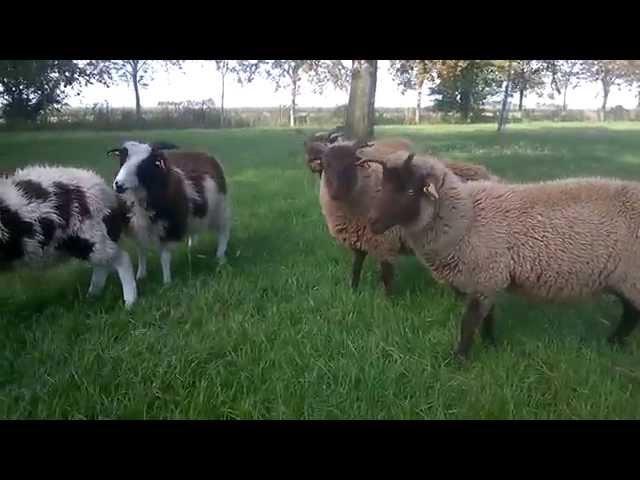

left=0, top=166, right=137, bottom=308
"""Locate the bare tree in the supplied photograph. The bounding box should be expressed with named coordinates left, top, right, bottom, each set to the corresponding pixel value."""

left=497, top=60, right=513, bottom=132
left=580, top=60, right=627, bottom=121
left=106, top=60, right=183, bottom=121
left=545, top=60, right=581, bottom=112
left=255, top=60, right=350, bottom=127
left=215, top=60, right=231, bottom=128
left=511, top=60, right=547, bottom=111
left=389, top=60, right=435, bottom=124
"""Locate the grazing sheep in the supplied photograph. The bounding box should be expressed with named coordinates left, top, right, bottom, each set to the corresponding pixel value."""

left=109, top=141, right=231, bottom=285
left=310, top=141, right=496, bottom=295
left=366, top=151, right=640, bottom=358
left=0, top=166, right=137, bottom=308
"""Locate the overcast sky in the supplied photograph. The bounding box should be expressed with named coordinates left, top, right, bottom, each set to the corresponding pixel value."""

left=70, top=60, right=639, bottom=110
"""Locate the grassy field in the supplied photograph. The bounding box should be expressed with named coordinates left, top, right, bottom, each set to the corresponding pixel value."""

left=2, top=122, right=640, bottom=419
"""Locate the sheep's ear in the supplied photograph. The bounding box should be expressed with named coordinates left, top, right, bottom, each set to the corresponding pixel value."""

left=307, top=141, right=328, bottom=156
left=308, top=159, right=323, bottom=174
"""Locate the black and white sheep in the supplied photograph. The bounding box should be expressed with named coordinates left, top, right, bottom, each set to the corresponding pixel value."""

left=109, top=141, right=231, bottom=284
left=0, top=166, right=137, bottom=308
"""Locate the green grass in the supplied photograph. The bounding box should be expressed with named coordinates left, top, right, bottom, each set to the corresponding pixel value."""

left=3, top=122, right=640, bottom=419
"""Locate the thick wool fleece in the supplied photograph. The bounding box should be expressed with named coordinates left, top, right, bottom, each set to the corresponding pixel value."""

left=320, top=156, right=497, bottom=263
left=320, top=161, right=408, bottom=261
left=403, top=157, right=640, bottom=304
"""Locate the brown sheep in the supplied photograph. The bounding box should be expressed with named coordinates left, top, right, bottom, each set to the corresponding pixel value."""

left=366, top=151, right=640, bottom=359
left=311, top=142, right=497, bottom=296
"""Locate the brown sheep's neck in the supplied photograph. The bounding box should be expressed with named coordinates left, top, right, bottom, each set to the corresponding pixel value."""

left=403, top=175, right=474, bottom=266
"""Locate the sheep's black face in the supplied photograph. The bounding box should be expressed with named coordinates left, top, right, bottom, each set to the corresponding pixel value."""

left=112, top=141, right=168, bottom=194
left=322, top=145, right=359, bottom=201
left=136, top=151, right=169, bottom=194
left=369, top=163, right=424, bottom=234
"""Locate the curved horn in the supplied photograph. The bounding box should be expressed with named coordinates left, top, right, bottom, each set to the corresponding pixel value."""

left=356, top=158, right=386, bottom=169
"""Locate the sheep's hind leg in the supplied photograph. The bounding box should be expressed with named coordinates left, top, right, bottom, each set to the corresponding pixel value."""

left=160, top=247, right=172, bottom=285
left=455, top=295, right=494, bottom=359
left=351, top=249, right=367, bottom=290
left=608, top=293, right=640, bottom=346
left=380, top=261, right=394, bottom=297
left=480, top=306, right=497, bottom=346
left=214, top=202, right=231, bottom=264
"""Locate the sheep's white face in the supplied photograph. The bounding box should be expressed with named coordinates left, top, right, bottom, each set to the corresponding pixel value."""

left=113, top=141, right=152, bottom=193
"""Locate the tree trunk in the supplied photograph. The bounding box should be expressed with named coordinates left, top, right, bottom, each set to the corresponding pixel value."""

left=346, top=60, right=378, bottom=142
left=220, top=70, right=225, bottom=128
left=132, top=67, right=142, bottom=121
left=602, top=79, right=610, bottom=122
left=518, top=87, right=525, bottom=111
left=497, top=61, right=513, bottom=132
left=415, top=79, right=423, bottom=124
left=562, top=84, right=569, bottom=112
left=290, top=76, right=297, bottom=128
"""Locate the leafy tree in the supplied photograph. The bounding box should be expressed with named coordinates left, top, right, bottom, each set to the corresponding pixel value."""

left=429, top=60, right=502, bottom=122
left=0, top=60, right=108, bottom=124
left=510, top=60, right=547, bottom=111
left=619, top=60, right=640, bottom=107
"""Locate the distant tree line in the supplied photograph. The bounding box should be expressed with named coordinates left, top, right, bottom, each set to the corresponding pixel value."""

left=2, top=60, right=640, bottom=135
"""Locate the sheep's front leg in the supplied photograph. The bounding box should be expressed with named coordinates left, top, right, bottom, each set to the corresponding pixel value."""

left=608, top=293, right=640, bottom=346
left=88, top=265, right=109, bottom=297
left=455, top=295, right=494, bottom=359
left=380, top=261, right=394, bottom=297
left=351, top=249, right=367, bottom=290
left=113, top=249, right=138, bottom=309
left=136, top=246, right=147, bottom=280
left=160, top=247, right=172, bottom=285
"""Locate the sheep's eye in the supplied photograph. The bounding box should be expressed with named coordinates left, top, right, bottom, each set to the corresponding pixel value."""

left=154, top=160, right=162, bottom=168
left=407, top=189, right=415, bottom=196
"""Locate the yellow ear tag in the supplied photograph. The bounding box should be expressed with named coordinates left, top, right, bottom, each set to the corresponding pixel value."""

left=423, top=183, right=439, bottom=199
